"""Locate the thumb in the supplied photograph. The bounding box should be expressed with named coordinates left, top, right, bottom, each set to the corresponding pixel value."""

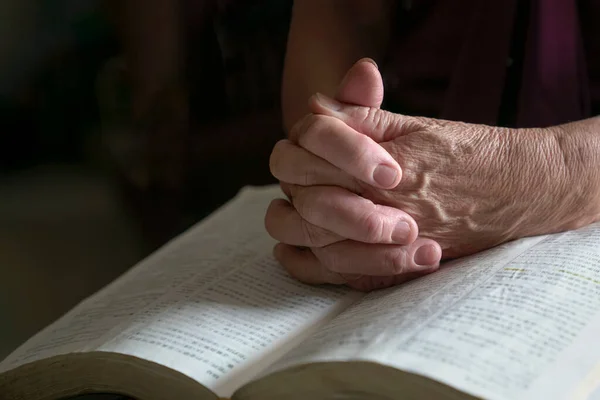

left=310, top=92, right=418, bottom=143
left=334, top=58, right=384, bottom=108
left=309, top=58, right=415, bottom=142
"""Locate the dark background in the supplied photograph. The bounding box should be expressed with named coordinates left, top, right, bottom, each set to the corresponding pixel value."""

left=0, top=0, right=290, bottom=359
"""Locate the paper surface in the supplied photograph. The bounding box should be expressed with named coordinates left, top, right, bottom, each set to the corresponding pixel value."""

left=5, top=184, right=600, bottom=400
left=269, top=223, right=600, bottom=400
left=0, top=186, right=360, bottom=397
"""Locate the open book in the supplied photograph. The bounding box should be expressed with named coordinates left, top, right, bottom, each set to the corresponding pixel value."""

left=2, top=185, right=600, bottom=400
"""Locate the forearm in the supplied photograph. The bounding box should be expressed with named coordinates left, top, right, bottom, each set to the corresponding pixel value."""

left=514, top=117, right=600, bottom=238
left=282, top=0, right=393, bottom=133
left=551, top=117, right=600, bottom=229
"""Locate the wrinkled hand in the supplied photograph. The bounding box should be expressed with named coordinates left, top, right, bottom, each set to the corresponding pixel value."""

left=267, top=59, right=564, bottom=291
left=267, top=59, right=443, bottom=291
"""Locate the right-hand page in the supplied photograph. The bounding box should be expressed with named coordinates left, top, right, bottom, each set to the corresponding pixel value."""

left=268, top=222, right=600, bottom=400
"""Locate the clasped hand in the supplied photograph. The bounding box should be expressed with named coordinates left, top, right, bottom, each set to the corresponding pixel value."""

left=266, top=59, right=564, bottom=291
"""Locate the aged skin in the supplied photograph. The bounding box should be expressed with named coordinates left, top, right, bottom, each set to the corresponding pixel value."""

left=266, top=60, right=600, bottom=291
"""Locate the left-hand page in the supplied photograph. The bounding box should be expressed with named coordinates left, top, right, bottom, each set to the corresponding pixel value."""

left=0, top=185, right=361, bottom=399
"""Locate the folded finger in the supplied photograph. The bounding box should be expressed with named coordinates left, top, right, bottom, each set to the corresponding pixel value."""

left=270, top=139, right=360, bottom=191
left=289, top=114, right=402, bottom=189
left=279, top=181, right=292, bottom=200
left=313, top=238, right=442, bottom=276
left=265, top=199, right=344, bottom=247
left=291, top=185, right=418, bottom=245
left=273, top=240, right=441, bottom=290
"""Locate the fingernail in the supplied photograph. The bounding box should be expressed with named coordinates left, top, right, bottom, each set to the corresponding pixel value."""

left=414, top=244, right=439, bottom=267
left=359, top=57, right=379, bottom=69
left=391, top=221, right=410, bottom=242
left=315, top=93, right=342, bottom=111
left=373, top=164, right=399, bottom=187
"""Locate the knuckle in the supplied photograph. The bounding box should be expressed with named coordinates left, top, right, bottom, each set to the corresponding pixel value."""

left=385, top=248, right=409, bottom=275
left=300, top=220, right=319, bottom=247
left=289, top=114, right=311, bottom=142
left=292, top=189, right=310, bottom=219
left=374, top=110, right=401, bottom=141
left=298, top=114, right=330, bottom=146
left=301, top=164, right=318, bottom=186
left=307, top=186, right=330, bottom=205
left=341, top=135, right=374, bottom=178
left=347, top=105, right=372, bottom=126
left=301, top=219, right=333, bottom=247
left=352, top=106, right=390, bottom=136
left=295, top=187, right=325, bottom=220
left=365, top=107, right=382, bottom=128
left=360, top=207, right=386, bottom=243
left=351, top=135, right=373, bottom=164
left=349, top=135, right=389, bottom=180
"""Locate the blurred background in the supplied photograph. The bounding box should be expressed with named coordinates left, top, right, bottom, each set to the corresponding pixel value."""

left=0, top=0, right=291, bottom=359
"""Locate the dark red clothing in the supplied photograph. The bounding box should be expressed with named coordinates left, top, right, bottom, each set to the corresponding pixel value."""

left=382, top=0, right=600, bottom=128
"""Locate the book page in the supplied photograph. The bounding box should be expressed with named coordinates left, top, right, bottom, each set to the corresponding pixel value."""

left=267, top=223, right=600, bottom=400
left=0, top=185, right=361, bottom=398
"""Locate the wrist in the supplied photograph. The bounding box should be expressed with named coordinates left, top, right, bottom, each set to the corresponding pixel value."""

left=512, top=123, right=600, bottom=238
left=504, top=126, right=582, bottom=238
left=548, top=122, right=600, bottom=230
